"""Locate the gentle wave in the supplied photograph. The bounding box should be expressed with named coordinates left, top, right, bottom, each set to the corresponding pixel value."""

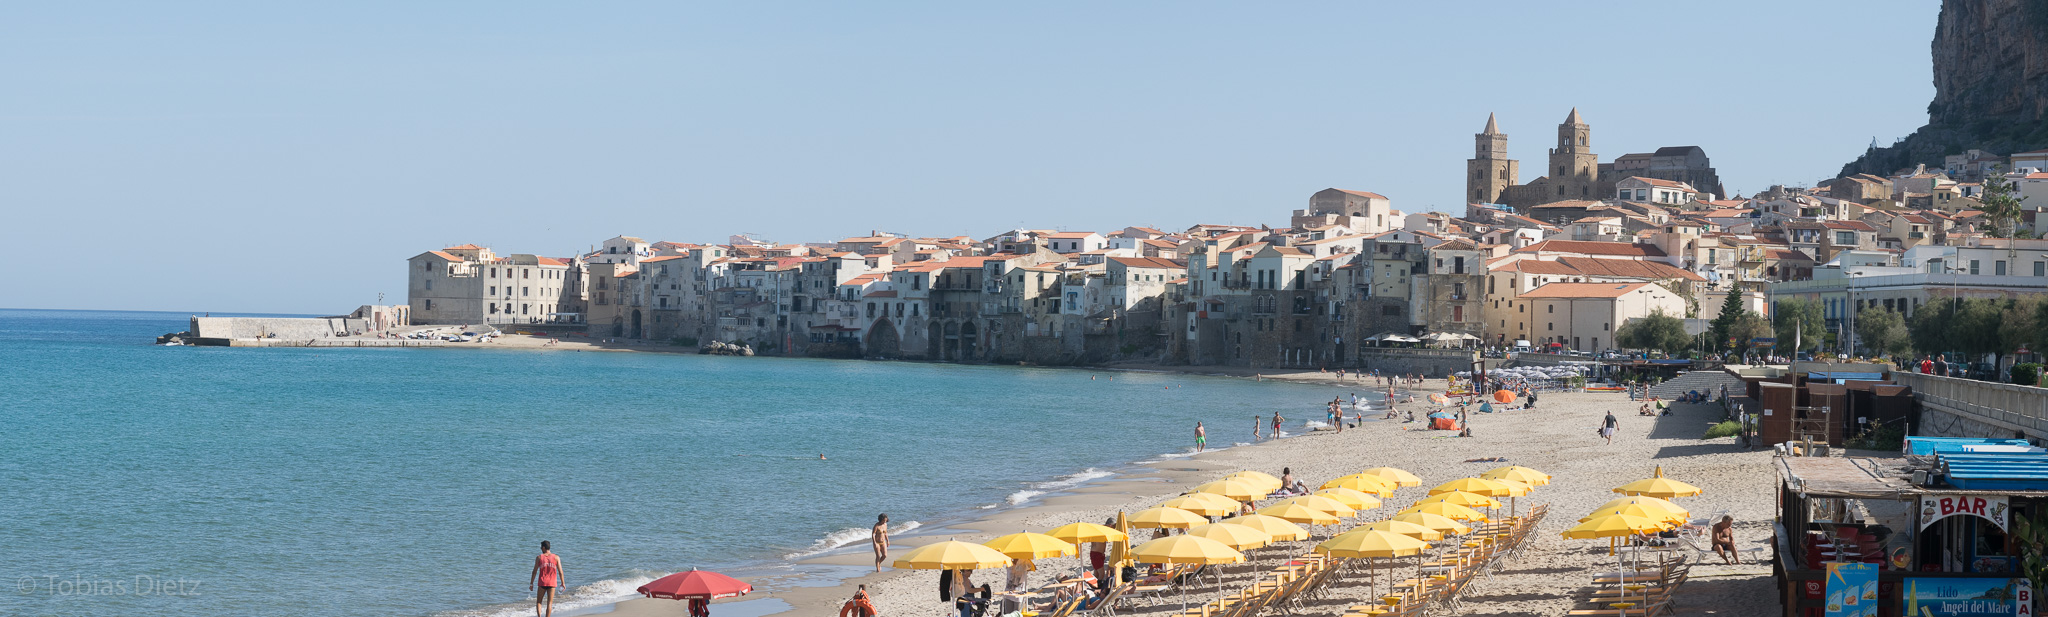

left=441, top=571, right=663, bottom=617
left=784, top=521, right=921, bottom=560
left=1004, top=467, right=1115, bottom=506
left=1006, top=490, right=1045, bottom=505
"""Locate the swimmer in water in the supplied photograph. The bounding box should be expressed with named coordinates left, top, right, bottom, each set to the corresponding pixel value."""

left=820, top=454, right=827, bottom=460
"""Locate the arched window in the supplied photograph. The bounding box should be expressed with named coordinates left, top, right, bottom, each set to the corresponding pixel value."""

left=1557, top=185, right=1565, bottom=196
left=1559, top=165, right=1567, bottom=176
left=1498, top=168, right=1508, bottom=180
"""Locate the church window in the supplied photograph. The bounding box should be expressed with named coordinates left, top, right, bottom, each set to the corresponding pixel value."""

left=1475, top=170, right=1484, bottom=180
left=1557, top=185, right=1565, bottom=196
left=1582, top=186, right=1589, bottom=196
left=1498, top=168, right=1508, bottom=180
left=1559, top=166, right=1567, bottom=176
left=1579, top=136, right=1586, bottom=146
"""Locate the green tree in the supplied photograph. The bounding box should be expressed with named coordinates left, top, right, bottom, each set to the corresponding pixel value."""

left=1616, top=310, right=1693, bottom=354
left=1729, top=311, right=1775, bottom=360
left=2003, top=296, right=2042, bottom=358
left=1909, top=295, right=1958, bottom=356
left=1853, top=305, right=1910, bottom=358
left=1773, top=297, right=1825, bottom=352
left=1981, top=165, right=2028, bottom=238
left=1708, top=286, right=1746, bottom=351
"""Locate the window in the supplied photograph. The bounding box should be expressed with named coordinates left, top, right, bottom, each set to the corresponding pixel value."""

left=1452, top=306, right=1464, bottom=322
left=488, top=286, right=496, bottom=295
left=1547, top=322, right=1554, bottom=331
left=1971, top=260, right=1981, bottom=275
left=1547, top=305, right=1554, bottom=314
left=423, top=299, right=433, bottom=310
left=424, top=279, right=432, bottom=290
left=2037, top=262, right=2045, bottom=277
left=521, top=287, right=529, bottom=296
left=1997, top=261, right=2008, bottom=276
left=1835, top=231, right=1857, bottom=245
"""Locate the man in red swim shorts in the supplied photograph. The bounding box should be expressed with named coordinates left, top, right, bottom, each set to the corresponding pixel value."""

left=531, top=540, right=566, bottom=617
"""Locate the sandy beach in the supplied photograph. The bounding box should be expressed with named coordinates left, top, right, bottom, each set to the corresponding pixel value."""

left=584, top=367, right=1781, bottom=617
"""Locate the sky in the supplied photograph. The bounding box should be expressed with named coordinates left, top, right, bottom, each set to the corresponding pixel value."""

left=0, top=1, right=1941, bottom=314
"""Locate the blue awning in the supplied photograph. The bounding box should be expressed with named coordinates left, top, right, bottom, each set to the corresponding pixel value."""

left=1807, top=371, right=1884, bottom=381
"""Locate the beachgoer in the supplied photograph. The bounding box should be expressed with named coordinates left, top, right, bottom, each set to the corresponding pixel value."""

left=1601, top=411, right=1618, bottom=444
left=531, top=541, right=565, bottom=617
left=1280, top=467, right=1296, bottom=492
left=1712, top=516, right=1739, bottom=564
left=872, top=514, right=890, bottom=572
left=1272, top=412, right=1284, bottom=435
left=1194, top=422, right=1206, bottom=452
left=1639, top=403, right=1652, bottom=417
left=1253, top=415, right=1262, bottom=440
left=955, top=583, right=990, bottom=617
left=1006, top=557, right=1030, bottom=592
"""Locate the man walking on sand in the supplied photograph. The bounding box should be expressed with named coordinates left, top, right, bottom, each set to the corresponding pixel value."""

left=1195, top=422, right=1207, bottom=452
left=1601, top=411, right=1618, bottom=445
left=1253, top=415, right=1262, bottom=441
left=872, top=514, right=890, bottom=572
left=531, top=541, right=565, bottom=617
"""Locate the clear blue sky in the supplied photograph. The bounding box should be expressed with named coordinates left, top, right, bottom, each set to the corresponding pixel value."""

left=0, top=2, right=1938, bottom=313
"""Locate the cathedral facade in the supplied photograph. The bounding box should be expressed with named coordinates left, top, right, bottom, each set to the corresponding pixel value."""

left=1466, top=109, right=1724, bottom=211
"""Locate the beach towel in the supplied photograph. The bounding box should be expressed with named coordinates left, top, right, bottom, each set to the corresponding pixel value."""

left=1430, top=417, right=1458, bottom=430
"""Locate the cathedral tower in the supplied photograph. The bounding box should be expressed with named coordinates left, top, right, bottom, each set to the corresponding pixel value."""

left=1548, top=107, right=1598, bottom=199
left=1466, top=113, right=1518, bottom=205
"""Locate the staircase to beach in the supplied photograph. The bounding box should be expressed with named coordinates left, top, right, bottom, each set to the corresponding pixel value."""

left=1647, top=370, right=1747, bottom=400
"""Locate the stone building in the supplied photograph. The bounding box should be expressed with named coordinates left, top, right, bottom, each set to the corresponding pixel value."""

left=1604, top=146, right=1725, bottom=199
left=1498, top=108, right=1601, bottom=210
left=407, top=244, right=580, bottom=326
left=1466, top=114, right=1520, bottom=206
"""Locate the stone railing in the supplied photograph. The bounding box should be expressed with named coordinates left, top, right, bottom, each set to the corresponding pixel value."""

left=1890, top=371, right=2048, bottom=437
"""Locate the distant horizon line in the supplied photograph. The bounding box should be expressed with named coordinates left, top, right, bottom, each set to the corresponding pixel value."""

left=1, top=307, right=324, bottom=318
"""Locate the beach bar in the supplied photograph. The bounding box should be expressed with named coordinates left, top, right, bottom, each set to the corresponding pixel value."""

left=1772, top=438, right=2045, bottom=616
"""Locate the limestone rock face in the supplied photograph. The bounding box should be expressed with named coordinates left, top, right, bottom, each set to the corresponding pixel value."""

left=1842, top=0, right=2048, bottom=176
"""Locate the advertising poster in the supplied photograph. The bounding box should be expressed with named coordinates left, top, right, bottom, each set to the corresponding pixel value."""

left=1903, top=578, right=2033, bottom=617
left=1825, top=562, right=1878, bottom=617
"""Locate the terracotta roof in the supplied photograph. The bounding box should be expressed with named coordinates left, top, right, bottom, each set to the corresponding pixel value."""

left=1045, top=232, right=1101, bottom=239
left=1626, top=177, right=1696, bottom=190
left=864, top=290, right=899, bottom=298
left=1514, top=240, right=1666, bottom=257
left=444, top=244, right=484, bottom=251
left=1556, top=257, right=1704, bottom=282
left=1110, top=256, right=1186, bottom=270
left=641, top=255, right=687, bottom=263
left=1332, top=189, right=1389, bottom=199
left=1822, top=220, right=1878, bottom=231
left=536, top=257, right=566, bottom=266
left=1518, top=282, right=1653, bottom=299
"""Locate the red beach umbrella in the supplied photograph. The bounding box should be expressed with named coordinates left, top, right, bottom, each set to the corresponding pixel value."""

left=637, top=568, right=753, bottom=600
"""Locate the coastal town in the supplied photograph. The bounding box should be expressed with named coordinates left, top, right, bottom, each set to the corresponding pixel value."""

left=395, top=110, right=2048, bottom=376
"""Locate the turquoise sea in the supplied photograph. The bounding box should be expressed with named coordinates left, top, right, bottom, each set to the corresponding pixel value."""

left=0, top=309, right=1351, bottom=617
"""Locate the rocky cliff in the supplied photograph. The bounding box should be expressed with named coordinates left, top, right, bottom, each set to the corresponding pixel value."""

left=1841, top=0, right=2048, bottom=176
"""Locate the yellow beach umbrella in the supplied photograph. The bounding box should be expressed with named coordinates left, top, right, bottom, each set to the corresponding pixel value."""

left=1391, top=512, right=1472, bottom=535
left=1191, top=479, right=1268, bottom=502
left=1360, top=519, right=1445, bottom=542
left=1612, top=477, right=1703, bottom=499
left=1316, top=529, right=1430, bottom=558
left=1320, top=474, right=1395, bottom=496
left=1429, top=477, right=1511, bottom=497
left=1417, top=491, right=1501, bottom=509
left=1218, top=514, right=1310, bottom=541
left=1562, top=514, right=1665, bottom=539
left=1480, top=465, right=1551, bottom=486
left=1045, top=522, right=1126, bottom=545
left=1131, top=535, right=1246, bottom=564
left=1112, top=511, right=1131, bottom=568
left=1582, top=504, right=1685, bottom=527
left=1399, top=502, right=1489, bottom=522
left=1255, top=503, right=1339, bottom=526
left=892, top=539, right=1014, bottom=570
left=1131, top=535, right=1246, bottom=612
left=1160, top=493, right=1241, bottom=517
left=1594, top=496, right=1689, bottom=519
left=1185, top=522, right=1273, bottom=550
left=1489, top=478, right=1534, bottom=497
left=1361, top=467, right=1423, bottom=487
left=982, top=532, right=1076, bottom=560
left=1224, top=471, right=1283, bottom=491
left=1315, top=487, right=1383, bottom=511
left=1272, top=495, right=1357, bottom=518
left=1129, top=506, right=1207, bottom=529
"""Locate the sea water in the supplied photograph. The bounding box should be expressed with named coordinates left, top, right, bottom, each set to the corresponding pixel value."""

left=0, top=309, right=1354, bottom=617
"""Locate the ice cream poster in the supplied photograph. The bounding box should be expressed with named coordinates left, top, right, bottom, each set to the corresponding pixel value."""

left=1826, top=562, right=1878, bottom=617
left=1904, top=578, right=2032, bottom=617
